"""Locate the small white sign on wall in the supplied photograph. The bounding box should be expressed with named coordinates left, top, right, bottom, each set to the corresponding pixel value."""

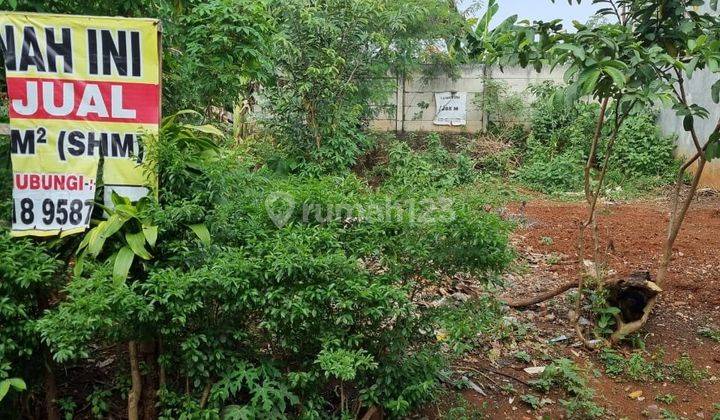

left=433, top=92, right=467, bottom=126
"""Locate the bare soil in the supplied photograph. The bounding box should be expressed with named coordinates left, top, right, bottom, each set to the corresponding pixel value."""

left=421, top=194, right=720, bottom=419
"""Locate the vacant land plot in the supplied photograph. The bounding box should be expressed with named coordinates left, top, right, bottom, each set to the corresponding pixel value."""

left=425, top=194, right=720, bottom=419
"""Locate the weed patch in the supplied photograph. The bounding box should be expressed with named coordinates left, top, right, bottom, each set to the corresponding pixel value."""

left=530, top=358, right=604, bottom=418
left=599, top=349, right=708, bottom=384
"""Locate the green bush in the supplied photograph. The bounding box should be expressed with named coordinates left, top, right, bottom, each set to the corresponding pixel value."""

left=613, top=113, right=678, bottom=181
left=173, top=0, right=276, bottom=110
left=515, top=83, right=679, bottom=194
left=0, top=136, right=10, bottom=225
left=516, top=152, right=586, bottom=193
left=263, top=0, right=465, bottom=173
left=0, top=234, right=61, bottom=415
left=475, top=80, right=529, bottom=141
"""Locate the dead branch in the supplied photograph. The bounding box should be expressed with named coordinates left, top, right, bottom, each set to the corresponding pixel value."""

left=503, top=280, right=579, bottom=308
left=485, top=368, right=531, bottom=387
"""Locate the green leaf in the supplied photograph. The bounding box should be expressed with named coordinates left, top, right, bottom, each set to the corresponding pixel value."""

left=113, top=204, right=138, bottom=218
left=683, top=115, right=694, bottom=132
left=685, top=57, right=699, bottom=79
left=85, top=228, right=107, bottom=258
left=476, top=0, right=499, bottom=36
left=0, top=378, right=23, bottom=401
left=180, top=123, right=225, bottom=137
left=111, top=190, right=131, bottom=207
left=113, top=246, right=135, bottom=284
left=125, top=231, right=153, bottom=260
left=712, top=80, right=720, bottom=104
left=706, top=132, right=720, bottom=161
left=142, top=225, right=158, bottom=247
left=86, top=214, right=129, bottom=258
left=189, top=223, right=212, bottom=245
left=603, top=66, right=626, bottom=88
left=7, top=378, right=26, bottom=391
left=578, top=68, right=601, bottom=95
left=555, top=43, right=586, bottom=61
left=74, top=252, right=86, bottom=276
left=0, top=381, right=10, bottom=401
left=706, top=142, right=719, bottom=161
left=711, top=131, right=720, bottom=144
left=161, top=109, right=203, bottom=129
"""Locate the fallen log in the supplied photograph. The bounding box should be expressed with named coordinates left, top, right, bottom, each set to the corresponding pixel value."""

left=502, top=271, right=662, bottom=344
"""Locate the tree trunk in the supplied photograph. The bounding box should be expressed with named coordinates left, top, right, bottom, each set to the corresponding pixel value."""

left=657, top=157, right=707, bottom=288
left=140, top=341, right=158, bottom=420
left=43, top=348, right=60, bottom=420
left=610, top=156, right=707, bottom=342
left=128, top=341, right=142, bottom=420
left=37, top=291, right=60, bottom=420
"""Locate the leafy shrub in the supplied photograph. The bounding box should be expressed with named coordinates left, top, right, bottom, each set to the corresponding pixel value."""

left=516, top=152, right=586, bottom=193
left=435, top=297, right=507, bottom=354
left=526, top=83, right=593, bottom=154
left=0, top=234, right=61, bottom=414
left=262, top=0, right=399, bottom=172
left=475, top=80, right=529, bottom=139
left=670, top=354, right=708, bottom=384
left=0, top=136, right=10, bottom=224
left=378, top=133, right=478, bottom=196
left=512, top=84, right=597, bottom=193
left=178, top=0, right=275, bottom=110
left=263, top=0, right=465, bottom=173
left=0, top=100, right=7, bottom=123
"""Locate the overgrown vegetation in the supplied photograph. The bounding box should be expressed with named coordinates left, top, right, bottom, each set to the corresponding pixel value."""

left=0, top=1, right=506, bottom=416
left=473, top=81, right=681, bottom=196
left=2, top=110, right=514, bottom=418
left=2, top=0, right=719, bottom=418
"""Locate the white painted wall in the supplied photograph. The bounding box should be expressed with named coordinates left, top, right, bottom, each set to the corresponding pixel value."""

left=658, top=3, right=720, bottom=187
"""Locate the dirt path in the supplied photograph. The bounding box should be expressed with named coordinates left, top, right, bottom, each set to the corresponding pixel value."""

left=424, top=196, right=720, bottom=419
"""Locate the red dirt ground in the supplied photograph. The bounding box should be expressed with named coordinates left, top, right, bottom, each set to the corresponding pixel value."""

left=421, top=195, right=720, bottom=419
left=516, top=197, right=720, bottom=308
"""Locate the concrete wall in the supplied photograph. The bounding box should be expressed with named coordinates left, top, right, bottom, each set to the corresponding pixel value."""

left=369, top=64, right=564, bottom=134
left=658, top=2, right=720, bottom=188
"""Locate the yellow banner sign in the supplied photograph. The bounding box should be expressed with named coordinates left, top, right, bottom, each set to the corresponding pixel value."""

left=0, top=12, right=161, bottom=237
